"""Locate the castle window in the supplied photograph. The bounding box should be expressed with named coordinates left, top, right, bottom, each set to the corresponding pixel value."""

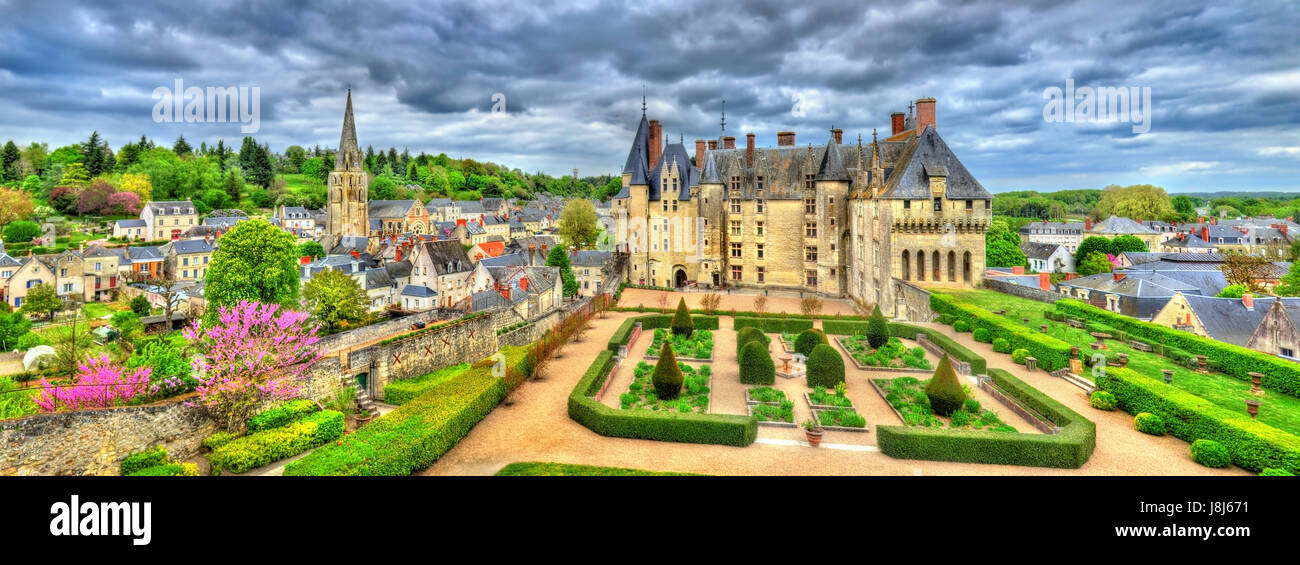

left=933, top=198, right=942, bottom=212
left=730, top=221, right=742, bottom=236
left=756, top=222, right=764, bottom=236
left=804, top=174, right=815, bottom=189
left=756, top=199, right=764, bottom=213
left=730, top=243, right=742, bottom=258
left=904, top=200, right=912, bottom=209
left=757, top=244, right=764, bottom=259
left=757, top=267, right=765, bottom=282
left=805, top=223, right=817, bottom=237
left=730, top=176, right=741, bottom=191
left=672, top=199, right=678, bottom=212
left=730, top=199, right=741, bottom=213
left=757, top=176, right=764, bottom=191
left=662, top=199, right=668, bottom=212
left=806, top=270, right=818, bottom=286
left=806, top=247, right=818, bottom=262
left=731, top=265, right=743, bottom=281
left=804, top=198, right=816, bottom=214
left=966, top=199, right=973, bottom=210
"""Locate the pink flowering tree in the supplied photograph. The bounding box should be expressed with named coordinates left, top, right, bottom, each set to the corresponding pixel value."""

left=35, top=354, right=151, bottom=412
left=105, top=191, right=142, bottom=216
left=184, top=300, right=323, bottom=433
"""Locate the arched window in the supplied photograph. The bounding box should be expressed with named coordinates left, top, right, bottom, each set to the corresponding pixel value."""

left=932, top=250, right=941, bottom=281
left=963, top=251, right=972, bottom=284
left=948, top=251, right=956, bottom=282
left=901, top=250, right=910, bottom=281
left=917, top=251, right=926, bottom=281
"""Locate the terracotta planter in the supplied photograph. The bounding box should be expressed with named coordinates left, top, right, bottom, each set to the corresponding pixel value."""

left=805, top=428, right=824, bottom=447
left=355, top=414, right=374, bottom=427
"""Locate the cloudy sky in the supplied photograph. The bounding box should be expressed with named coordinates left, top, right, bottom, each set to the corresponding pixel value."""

left=1, top=0, right=1297, bottom=192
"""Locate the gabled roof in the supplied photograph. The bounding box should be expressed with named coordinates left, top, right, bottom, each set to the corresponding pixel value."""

left=1091, top=215, right=1158, bottom=235
left=115, top=219, right=147, bottom=228
left=127, top=246, right=165, bottom=262
left=1020, top=242, right=1063, bottom=261
left=400, top=284, right=437, bottom=297
left=878, top=126, right=991, bottom=200
left=369, top=200, right=420, bottom=219
left=479, top=253, right=528, bottom=268
left=647, top=142, right=699, bottom=201
left=169, top=239, right=213, bottom=255
left=419, top=240, right=472, bottom=275
left=385, top=260, right=413, bottom=281
left=1181, top=293, right=1276, bottom=346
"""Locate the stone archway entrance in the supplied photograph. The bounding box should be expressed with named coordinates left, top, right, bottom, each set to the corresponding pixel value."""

left=674, top=267, right=688, bottom=288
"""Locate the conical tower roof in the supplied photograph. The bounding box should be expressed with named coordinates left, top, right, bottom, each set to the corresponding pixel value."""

left=816, top=132, right=850, bottom=181
left=700, top=150, right=723, bottom=184
left=337, top=89, right=364, bottom=171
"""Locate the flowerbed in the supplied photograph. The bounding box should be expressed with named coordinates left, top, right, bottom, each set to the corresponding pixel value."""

left=748, top=400, right=795, bottom=425
left=838, top=335, right=931, bottom=370
left=805, top=385, right=853, bottom=409
left=875, top=377, right=1015, bottom=432
left=745, top=386, right=788, bottom=405
left=619, top=361, right=711, bottom=413
left=644, top=328, right=714, bottom=360
left=813, top=407, right=867, bottom=430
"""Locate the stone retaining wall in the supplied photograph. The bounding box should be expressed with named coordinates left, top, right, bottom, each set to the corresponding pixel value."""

left=983, top=278, right=1060, bottom=304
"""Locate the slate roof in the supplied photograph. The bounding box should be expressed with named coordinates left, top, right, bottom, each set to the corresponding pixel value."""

left=400, top=284, right=437, bottom=297
left=1089, top=215, right=1158, bottom=235
left=481, top=197, right=503, bottom=211
left=479, top=253, right=528, bottom=268
left=1020, top=242, right=1063, bottom=261
left=459, top=200, right=485, bottom=214
left=470, top=289, right=511, bottom=311
left=169, top=239, right=214, bottom=255
left=127, top=246, right=165, bottom=262
left=646, top=142, right=699, bottom=201
left=362, top=267, right=395, bottom=290
left=816, top=134, right=850, bottom=181
left=621, top=115, right=651, bottom=188
left=115, top=219, right=146, bottom=228
left=1060, top=271, right=1200, bottom=297
left=385, top=260, right=413, bottom=281
left=1181, top=293, right=1276, bottom=346
left=420, top=240, right=472, bottom=275
left=571, top=250, right=611, bottom=268
left=877, top=126, right=991, bottom=200
left=1020, top=221, right=1085, bottom=235
left=369, top=200, right=419, bottom=219
left=147, top=200, right=196, bottom=215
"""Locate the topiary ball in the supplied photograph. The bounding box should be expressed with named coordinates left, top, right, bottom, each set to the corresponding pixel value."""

left=806, top=344, right=845, bottom=388
left=992, top=337, right=1011, bottom=353
left=1190, top=439, right=1231, bottom=468
left=1089, top=390, right=1117, bottom=411
left=736, top=326, right=769, bottom=357
left=953, top=320, right=971, bottom=333
left=794, top=329, right=829, bottom=357
left=651, top=341, right=684, bottom=399
left=924, top=354, right=966, bottom=417
left=1011, top=348, right=1030, bottom=365
left=739, top=340, right=775, bottom=385
left=1134, top=412, right=1165, bottom=435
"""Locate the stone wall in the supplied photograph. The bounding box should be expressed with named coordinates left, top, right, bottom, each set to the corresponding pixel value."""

left=983, top=278, right=1060, bottom=304
left=317, top=308, right=446, bottom=352
left=892, top=279, right=933, bottom=322
left=497, top=308, right=564, bottom=348
left=368, top=314, right=498, bottom=401
left=0, top=359, right=343, bottom=476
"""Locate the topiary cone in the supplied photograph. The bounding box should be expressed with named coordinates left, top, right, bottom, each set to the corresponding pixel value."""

left=924, top=354, right=966, bottom=416
left=739, top=340, right=776, bottom=385
left=670, top=298, right=694, bottom=336
left=652, top=340, right=684, bottom=399
left=867, top=304, right=888, bottom=349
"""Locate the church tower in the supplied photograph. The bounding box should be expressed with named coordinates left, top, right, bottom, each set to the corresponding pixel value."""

left=328, top=89, right=369, bottom=237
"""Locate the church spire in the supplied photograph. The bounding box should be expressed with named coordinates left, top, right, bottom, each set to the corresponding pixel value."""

left=337, top=89, right=363, bottom=171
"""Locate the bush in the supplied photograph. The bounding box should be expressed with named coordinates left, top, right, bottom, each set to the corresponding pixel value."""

left=129, top=295, right=151, bottom=316
left=931, top=294, right=1071, bottom=371
left=735, top=326, right=769, bottom=357
left=127, top=463, right=200, bottom=476
left=1011, top=348, right=1030, bottom=365
left=805, top=344, right=844, bottom=388
left=1134, top=412, right=1165, bottom=435
left=651, top=341, right=684, bottom=399
left=1190, top=439, right=1231, bottom=468
left=924, top=355, right=966, bottom=416
left=670, top=298, right=694, bottom=336
left=794, top=329, right=828, bottom=357
left=1089, top=391, right=1117, bottom=411
left=733, top=317, right=813, bottom=334
left=992, top=338, right=1011, bottom=353
left=2, top=220, right=40, bottom=243
left=739, top=341, right=776, bottom=385
left=866, top=304, right=888, bottom=349
left=210, top=410, right=345, bottom=473
left=972, top=328, right=992, bottom=343
left=1260, top=468, right=1295, bottom=476
left=202, top=431, right=239, bottom=452
left=16, top=332, right=47, bottom=350
left=953, top=320, right=970, bottom=333
left=246, top=399, right=320, bottom=432
left=887, top=323, right=986, bottom=375
left=1095, top=367, right=1300, bottom=473
left=384, top=363, right=471, bottom=405
left=120, top=446, right=170, bottom=476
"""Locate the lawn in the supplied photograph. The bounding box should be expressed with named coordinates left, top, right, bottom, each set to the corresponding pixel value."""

left=644, top=328, right=714, bottom=359
left=620, top=360, right=711, bottom=413
left=942, top=288, right=1300, bottom=436
left=82, top=301, right=126, bottom=320
left=383, top=363, right=471, bottom=405
left=495, top=462, right=703, bottom=476
left=876, top=376, right=1016, bottom=432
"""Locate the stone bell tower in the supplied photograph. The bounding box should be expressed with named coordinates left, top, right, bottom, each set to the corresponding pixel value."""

left=327, top=89, right=369, bottom=237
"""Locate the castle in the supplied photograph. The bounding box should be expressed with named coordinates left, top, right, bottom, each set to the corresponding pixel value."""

left=611, top=97, right=992, bottom=315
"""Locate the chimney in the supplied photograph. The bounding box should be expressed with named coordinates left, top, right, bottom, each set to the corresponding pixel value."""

left=1012, top=266, right=1024, bottom=275
left=521, top=276, right=529, bottom=291
left=1113, top=272, right=1126, bottom=282
left=1202, top=226, right=1209, bottom=242
left=648, top=120, right=662, bottom=168
left=832, top=128, right=843, bottom=144
left=708, top=140, right=717, bottom=150
left=915, top=97, right=936, bottom=131
left=694, top=139, right=706, bottom=166
left=300, top=256, right=311, bottom=265
left=746, top=132, right=756, bottom=168
left=777, top=131, right=796, bottom=146
left=890, top=112, right=905, bottom=135
left=395, top=246, right=403, bottom=262
left=723, top=136, right=736, bottom=149
left=1243, top=293, right=1254, bottom=311
left=1186, top=313, right=1192, bottom=325
left=1085, top=217, right=1093, bottom=231
left=1039, top=272, right=1050, bottom=291
left=350, top=250, right=360, bottom=259
left=1283, top=225, right=1289, bottom=236
left=570, top=245, right=577, bottom=259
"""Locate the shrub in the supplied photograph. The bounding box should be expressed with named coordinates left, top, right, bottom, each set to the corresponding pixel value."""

left=866, top=304, right=888, bottom=349
left=384, top=363, right=471, bottom=405
left=963, top=398, right=981, bottom=413
left=120, top=446, right=170, bottom=476
left=887, top=323, right=986, bottom=375
left=972, top=328, right=992, bottom=343
left=246, top=398, right=319, bottom=432
left=211, top=410, right=345, bottom=473
left=1190, top=439, right=1231, bottom=468
left=1089, top=391, right=1117, bottom=411
left=127, top=463, right=200, bottom=476
left=733, top=317, right=813, bottom=334
left=924, top=355, right=966, bottom=416
left=1134, top=412, right=1165, bottom=435
left=651, top=341, right=684, bottom=399
left=739, top=341, right=776, bottom=385
left=805, top=344, right=844, bottom=388
left=794, top=329, right=828, bottom=357
left=670, top=298, right=694, bottom=336
left=931, top=294, right=1070, bottom=371
left=735, top=326, right=769, bottom=357
left=1260, top=468, right=1295, bottom=476
left=992, top=338, right=1011, bottom=354
left=1011, top=348, right=1030, bottom=365
left=202, top=431, right=239, bottom=452
left=16, top=332, right=47, bottom=350
left=953, top=320, right=970, bottom=333
left=1095, top=367, right=1300, bottom=473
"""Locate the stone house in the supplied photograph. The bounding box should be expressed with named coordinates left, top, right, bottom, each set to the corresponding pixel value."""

left=369, top=200, right=431, bottom=236
left=112, top=219, right=147, bottom=240
left=1245, top=297, right=1300, bottom=360
left=1020, top=242, right=1074, bottom=273
left=140, top=200, right=198, bottom=241
left=1019, top=220, right=1086, bottom=253
left=81, top=244, right=120, bottom=302
left=571, top=249, right=613, bottom=296
left=409, top=240, right=474, bottom=309
left=5, top=255, right=55, bottom=309
left=162, top=238, right=215, bottom=281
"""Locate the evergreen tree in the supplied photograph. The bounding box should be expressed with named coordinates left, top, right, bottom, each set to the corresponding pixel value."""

left=173, top=135, right=192, bottom=157
left=545, top=245, right=579, bottom=297
left=81, top=131, right=105, bottom=176
left=238, top=136, right=259, bottom=172
left=213, top=139, right=228, bottom=171
left=0, top=141, right=19, bottom=181
left=670, top=298, right=694, bottom=336
left=224, top=168, right=243, bottom=204
left=651, top=341, right=684, bottom=399
left=924, top=354, right=966, bottom=416
left=866, top=304, right=888, bottom=349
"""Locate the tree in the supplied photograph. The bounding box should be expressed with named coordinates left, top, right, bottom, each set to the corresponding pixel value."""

left=738, top=340, right=775, bottom=385
left=1110, top=234, right=1149, bottom=254
left=77, top=179, right=115, bottom=215
left=736, top=326, right=768, bottom=357
left=651, top=341, right=684, bottom=399
left=147, top=276, right=186, bottom=326
left=34, top=354, right=151, bottom=412
left=22, top=174, right=42, bottom=193
left=19, top=283, right=61, bottom=321
left=183, top=300, right=323, bottom=433
left=110, top=310, right=144, bottom=354
left=59, top=162, right=89, bottom=186
left=105, top=191, right=142, bottom=216
left=370, top=175, right=396, bottom=200
left=799, top=295, right=823, bottom=316
left=806, top=343, right=845, bottom=388
left=173, top=135, right=192, bottom=157
left=1074, top=236, right=1115, bottom=266
left=558, top=199, right=599, bottom=249
left=302, top=268, right=370, bottom=334
left=753, top=295, right=768, bottom=316
left=1076, top=252, right=1113, bottom=276
left=49, top=186, right=79, bottom=214
left=1, top=140, right=20, bottom=181
left=118, top=172, right=152, bottom=202
left=924, top=354, right=966, bottom=416
left=3, top=220, right=40, bottom=243
left=699, top=291, right=721, bottom=314
left=1219, top=253, right=1272, bottom=293
left=0, top=305, right=33, bottom=350
left=129, top=294, right=151, bottom=316
left=670, top=298, right=694, bottom=336
left=794, top=329, right=828, bottom=357
left=223, top=168, right=243, bottom=204
left=204, top=218, right=301, bottom=311
left=866, top=304, right=888, bottom=349
left=286, top=145, right=305, bottom=172
left=296, top=240, right=326, bottom=260
left=1172, top=195, right=1197, bottom=219
left=0, top=187, right=34, bottom=225
left=545, top=245, right=579, bottom=297
left=985, top=219, right=1027, bottom=268
left=1096, top=184, right=1175, bottom=221
left=1216, top=284, right=1248, bottom=298
left=1273, top=262, right=1300, bottom=297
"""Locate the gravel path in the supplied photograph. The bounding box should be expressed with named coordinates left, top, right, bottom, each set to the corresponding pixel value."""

left=421, top=310, right=1244, bottom=476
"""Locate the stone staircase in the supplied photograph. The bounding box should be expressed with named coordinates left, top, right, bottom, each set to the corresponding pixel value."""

left=344, top=377, right=378, bottom=417
left=1052, top=369, right=1097, bottom=394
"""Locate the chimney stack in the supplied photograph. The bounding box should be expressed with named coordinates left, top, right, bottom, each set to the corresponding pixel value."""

left=777, top=131, right=796, bottom=146
left=350, top=250, right=360, bottom=259
left=1039, top=272, right=1051, bottom=291
left=1085, top=217, right=1093, bottom=231
left=746, top=133, right=756, bottom=168
left=707, top=140, right=717, bottom=150
left=1243, top=293, right=1254, bottom=311
left=1202, top=226, right=1209, bottom=242
left=521, top=276, right=529, bottom=291
left=723, top=136, right=736, bottom=149
left=915, top=97, right=936, bottom=131
left=832, top=128, right=843, bottom=144
left=890, top=112, right=905, bottom=135
left=694, top=139, right=706, bottom=167
left=648, top=120, right=662, bottom=168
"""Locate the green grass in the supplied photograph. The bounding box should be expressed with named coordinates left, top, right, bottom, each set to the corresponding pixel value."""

left=619, top=361, right=711, bottom=413
left=81, top=302, right=124, bottom=320
left=495, top=462, right=703, bottom=476
left=645, top=328, right=714, bottom=359
left=943, top=288, right=1300, bottom=436
left=384, top=363, right=471, bottom=405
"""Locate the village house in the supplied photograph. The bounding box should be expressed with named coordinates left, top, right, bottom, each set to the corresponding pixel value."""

left=140, top=200, right=198, bottom=241
left=162, top=238, right=215, bottom=281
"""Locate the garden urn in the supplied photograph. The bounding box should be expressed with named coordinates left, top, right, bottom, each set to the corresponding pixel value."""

left=805, top=427, right=824, bottom=447
left=1162, top=369, right=1174, bottom=385
left=1245, top=399, right=1260, bottom=419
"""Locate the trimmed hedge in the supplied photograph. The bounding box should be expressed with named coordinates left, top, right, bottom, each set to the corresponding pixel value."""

left=1095, top=367, right=1300, bottom=473
left=1190, top=439, right=1231, bottom=468
left=121, top=446, right=170, bottom=476
left=887, top=322, right=987, bottom=375
left=1089, top=390, right=1117, bottom=411
left=1134, top=412, right=1165, bottom=435
left=794, top=329, right=829, bottom=356
left=284, top=347, right=529, bottom=476
left=739, top=341, right=776, bottom=385
left=822, top=319, right=868, bottom=335
left=1058, top=298, right=1300, bottom=398
left=931, top=294, right=1071, bottom=371
left=568, top=349, right=757, bottom=446
left=202, top=431, right=239, bottom=452
left=735, top=326, right=770, bottom=357
left=606, top=315, right=717, bottom=353
left=383, top=363, right=472, bottom=405
left=733, top=317, right=814, bottom=334
left=247, top=399, right=320, bottom=432
left=613, top=306, right=865, bottom=321
left=210, top=410, right=346, bottom=473
left=127, top=463, right=200, bottom=476
left=878, top=368, right=1095, bottom=468
left=805, top=344, right=845, bottom=388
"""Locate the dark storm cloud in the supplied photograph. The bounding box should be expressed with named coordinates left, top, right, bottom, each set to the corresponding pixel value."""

left=0, top=0, right=1297, bottom=191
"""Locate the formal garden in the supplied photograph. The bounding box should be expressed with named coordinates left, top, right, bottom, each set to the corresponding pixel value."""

left=839, top=335, right=933, bottom=370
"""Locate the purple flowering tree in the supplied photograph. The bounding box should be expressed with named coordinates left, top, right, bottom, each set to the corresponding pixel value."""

left=184, top=300, right=323, bottom=432
left=35, top=354, right=151, bottom=412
